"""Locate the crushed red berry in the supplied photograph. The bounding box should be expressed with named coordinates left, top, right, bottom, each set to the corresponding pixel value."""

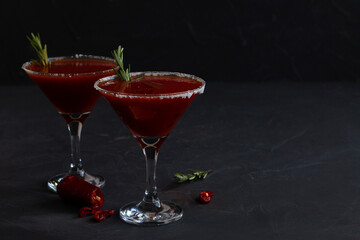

left=200, top=191, right=214, bottom=204
left=78, top=207, right=97, bottom=217
left=94, top=210, right=116, bottom=222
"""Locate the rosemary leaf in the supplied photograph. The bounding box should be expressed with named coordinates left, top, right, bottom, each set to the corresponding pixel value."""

left=26, top=33, right=49, bottom=66
left=174, top=169, right=212, bottom=183
left=111, top=45, right=131, bottom=82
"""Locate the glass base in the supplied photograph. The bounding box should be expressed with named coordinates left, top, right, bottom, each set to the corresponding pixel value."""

left=119, top=201, right=183, bottom=226
left=47, top=171, right=105, bottom=192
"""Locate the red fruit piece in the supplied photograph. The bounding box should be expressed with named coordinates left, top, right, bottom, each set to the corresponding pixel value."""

left=94, top=209, right=116, bottom=222
left=57, top=176, right=104, bottom=208
left=78, top=207, right=96, bottom=217
left=200, top=191, right=214, bottom=204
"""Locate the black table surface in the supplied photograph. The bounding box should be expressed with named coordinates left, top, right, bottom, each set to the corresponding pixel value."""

left=1, top=82, right=360, bottom=239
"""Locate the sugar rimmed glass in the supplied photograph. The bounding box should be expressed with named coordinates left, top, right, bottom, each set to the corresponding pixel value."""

left=22, top=54, right=117, bottom=192
left=94, top=71, right=205, bottom=225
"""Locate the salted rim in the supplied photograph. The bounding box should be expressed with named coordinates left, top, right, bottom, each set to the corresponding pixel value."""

left=94, top=71, right=206, bottom=99
left=21, top=54, right=117, bottom=77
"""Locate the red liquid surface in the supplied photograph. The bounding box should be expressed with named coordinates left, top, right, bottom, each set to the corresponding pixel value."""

left=24, top=58, right=117, bottom=115
left=98, top=76, right=203, bottom=137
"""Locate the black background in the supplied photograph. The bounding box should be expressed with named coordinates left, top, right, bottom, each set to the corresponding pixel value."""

left=2, top=0, right=360, bottom=85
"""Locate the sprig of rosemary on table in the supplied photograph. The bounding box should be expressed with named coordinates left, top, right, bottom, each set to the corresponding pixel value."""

left=26, top=33, right=49, bottom=67
left=174, top=169, right=212, bottom=183
left=111, top=45, right=131, bottom=82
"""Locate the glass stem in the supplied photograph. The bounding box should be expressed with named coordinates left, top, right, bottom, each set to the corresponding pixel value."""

left=140, top=139, right=162, bottom=211
left=68, top=120, right=84, bottom=177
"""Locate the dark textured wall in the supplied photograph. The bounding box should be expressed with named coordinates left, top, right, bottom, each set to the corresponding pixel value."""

left=2, top=0, right=360, bottom=84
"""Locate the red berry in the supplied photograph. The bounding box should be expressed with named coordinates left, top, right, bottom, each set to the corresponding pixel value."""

left=94, top=209, right=115, bottom=222
left=200, top=191, right=214, bottom=204
left=78, top=207, right=94, bottom=217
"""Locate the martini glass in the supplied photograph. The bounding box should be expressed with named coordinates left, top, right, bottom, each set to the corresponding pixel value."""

left=22, top=55, right=117, bottom=192
left=94, top=71, right=205, bottom=225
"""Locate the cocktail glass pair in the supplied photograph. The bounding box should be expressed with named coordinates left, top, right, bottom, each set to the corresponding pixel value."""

left=23, top=55, right=205, bottom=225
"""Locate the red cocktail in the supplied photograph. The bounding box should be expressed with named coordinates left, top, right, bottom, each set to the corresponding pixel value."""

left=95, top=72, right=205, bottom=225
left=22, top=55, right=117, bottom=192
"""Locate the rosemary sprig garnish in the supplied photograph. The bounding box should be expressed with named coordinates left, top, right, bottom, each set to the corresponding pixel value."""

left=111, top=45, right=131, bottom=82
left=26, top=33, right=49, bottom=67
left=174, top=169, right=212, bottom=183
